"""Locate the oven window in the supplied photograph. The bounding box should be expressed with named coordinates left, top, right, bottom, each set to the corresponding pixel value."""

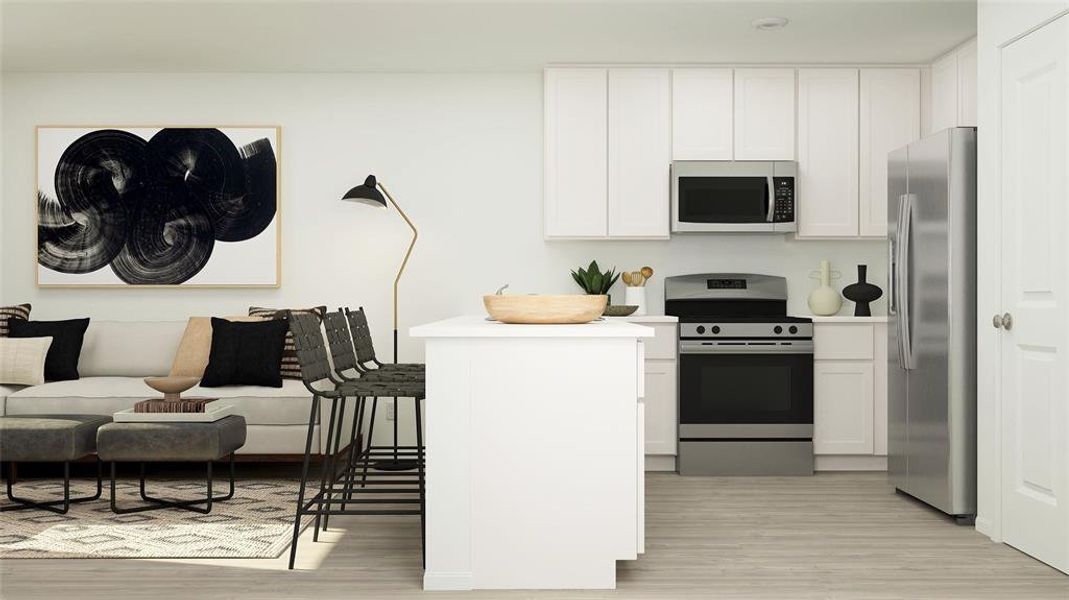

left=678, top=176, right=769, bottom=223
left=679, top=353, right=813, bottom=424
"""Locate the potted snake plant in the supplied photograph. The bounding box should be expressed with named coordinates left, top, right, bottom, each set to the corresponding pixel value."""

left=570, top=260, right=620, bottom=305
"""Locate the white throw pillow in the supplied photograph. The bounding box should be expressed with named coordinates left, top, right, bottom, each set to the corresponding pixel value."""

left=0, top=336, right=53, bottom=385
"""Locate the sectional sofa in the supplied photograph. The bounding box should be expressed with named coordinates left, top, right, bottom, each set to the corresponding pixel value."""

left=0, top=320, right=353, bottom=457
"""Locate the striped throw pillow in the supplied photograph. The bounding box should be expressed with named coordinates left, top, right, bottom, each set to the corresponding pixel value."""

left=0, top=304, right=31, bottom=337
left=248, top=306, right=327, bottom=380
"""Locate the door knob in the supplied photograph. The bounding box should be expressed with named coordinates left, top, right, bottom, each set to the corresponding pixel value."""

left=1001, top=312, right=1013, bottom=331
left=992, top=314, right=1003, bottom=329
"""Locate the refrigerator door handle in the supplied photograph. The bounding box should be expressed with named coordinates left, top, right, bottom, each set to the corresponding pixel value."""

left=899, top=193, right=916, bottom=371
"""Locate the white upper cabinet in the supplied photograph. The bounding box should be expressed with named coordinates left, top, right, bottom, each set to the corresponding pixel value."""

left=930, top=51, right=959, bottom=133
left=956, top=39, right=977, bottom=126
left=734, top=68, right=796, bottom=160
left=797, top=69, right=860, bottom=238
left=544, top=68, right=608, bottom=238
left=927, top=39, right=976, bottom=134
left=608, top=68, right=672, bottom=238
left=859, top=69, right=921, bottom=238
left=671, top=68, right=733, bottom=160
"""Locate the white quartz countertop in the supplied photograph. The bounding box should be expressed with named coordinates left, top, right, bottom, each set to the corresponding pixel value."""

left=603, top=315, right=678, bottom=323
left=410, top=315, right=656, bottom=338
left=798, top=315, right=890, bottom=323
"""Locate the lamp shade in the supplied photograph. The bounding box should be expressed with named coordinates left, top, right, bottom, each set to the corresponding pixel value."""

left=341, top=174, right=387, bottom=208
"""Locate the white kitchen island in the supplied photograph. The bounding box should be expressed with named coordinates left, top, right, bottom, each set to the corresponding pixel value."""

left=410, top=315, right=654, bottom=590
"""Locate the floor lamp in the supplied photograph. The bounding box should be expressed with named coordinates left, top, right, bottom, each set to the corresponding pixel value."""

left=341, top=174, right=418, bottom=470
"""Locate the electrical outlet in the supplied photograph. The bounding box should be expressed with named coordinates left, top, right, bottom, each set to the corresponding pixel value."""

left=386, top=399, right=396, bottom=421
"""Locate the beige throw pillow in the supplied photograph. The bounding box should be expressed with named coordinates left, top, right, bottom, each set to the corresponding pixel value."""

left=0, top=336, right=53, bottom=385
left=170, top=316, right=265, bottom=378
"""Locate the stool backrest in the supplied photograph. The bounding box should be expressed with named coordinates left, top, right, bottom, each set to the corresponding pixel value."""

left=287, top=312, right=336, bottom=392
left=322, top=310, right=360, bottom=377
left=344, top=307, right=380, bottom=367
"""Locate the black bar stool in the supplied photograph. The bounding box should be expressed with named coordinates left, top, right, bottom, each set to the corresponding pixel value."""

left=287, top=312, right=425, bottom=570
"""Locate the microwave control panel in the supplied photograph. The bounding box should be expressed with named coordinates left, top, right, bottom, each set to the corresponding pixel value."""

left=772, top=177, right=795, bottom=223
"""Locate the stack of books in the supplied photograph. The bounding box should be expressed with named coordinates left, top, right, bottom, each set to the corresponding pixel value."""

left=133, top=398, right=217, bottom=413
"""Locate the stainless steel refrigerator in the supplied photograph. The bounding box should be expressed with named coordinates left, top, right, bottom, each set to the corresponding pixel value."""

left=887, top=127, right=977, bottom=520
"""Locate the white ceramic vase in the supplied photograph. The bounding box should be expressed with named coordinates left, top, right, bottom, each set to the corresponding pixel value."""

left=808, top=260, right=843, bottom=316
left=625, top=287, right=648, bottom=317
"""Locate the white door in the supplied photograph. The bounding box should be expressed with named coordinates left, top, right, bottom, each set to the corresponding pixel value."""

left=544, top=68, right=608, bottom=238
left=734, top=68, right=795, bottom=160
left=999, top=15, right=1069, bottom=574
left=814, top=361, right=875, bottom=455
left=672, top=68, right=733, bottom=160
left=608, top=68, right=671, bottom=238
left=859, top=69, right=921, bottom=238
left=796, top=68, right=860, bottom=238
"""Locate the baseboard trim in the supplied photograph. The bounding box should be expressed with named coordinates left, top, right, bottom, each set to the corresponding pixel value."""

left=644, top=454, right=676, bottom=472
left=975, top=515, right=1000, bottom=541
left=815, top=455, right=887, bottom=471
left=423, top=571, right=473, bottom=591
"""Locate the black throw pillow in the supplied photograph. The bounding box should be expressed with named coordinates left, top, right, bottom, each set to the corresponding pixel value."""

left=8, top=318, right=90, bottom=382
left=201, top=318, right=289, bottom=388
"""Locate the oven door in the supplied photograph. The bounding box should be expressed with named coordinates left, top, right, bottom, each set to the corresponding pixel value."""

left=678, top=340, right=814, bottom=436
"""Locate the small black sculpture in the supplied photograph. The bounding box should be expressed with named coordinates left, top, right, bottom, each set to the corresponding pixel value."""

left=842, top=265, right=883, bottom=317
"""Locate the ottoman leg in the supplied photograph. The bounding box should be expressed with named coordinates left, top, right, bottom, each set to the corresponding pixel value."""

left=110, top=459, right=235, bottom=515
left=3, top=460, right=102, bottom=514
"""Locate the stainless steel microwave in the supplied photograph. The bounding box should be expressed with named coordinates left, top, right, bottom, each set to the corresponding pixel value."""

left=671, top=161, right=797, bottom=233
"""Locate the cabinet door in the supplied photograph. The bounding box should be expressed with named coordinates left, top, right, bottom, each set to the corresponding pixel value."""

left=642, top=360, right=677, bottom=455
left=957, top=40, right=978, bottom=127
left=544, top=68, right=608, bottom=238
left=734, top=68, right=796, bottom=160
left=608, top=69, right=671, bottom=238
left=859, top=69, right=921, bottom=238
left=814, top=360, right=875, bottom=455
left=672, top=68, right=733, bottom=160
left=797, top=69, right=860, bottom=238
left=930, top=52, right=959, bottom=133
left=873, top=323, right=888, bottom=456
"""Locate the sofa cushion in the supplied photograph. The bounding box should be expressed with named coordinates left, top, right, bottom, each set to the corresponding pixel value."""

left=79, top=321, right=187, bottom=378
left=201, top=318, right=287, bottom=388
left=0, top=303, right=31, bottom=337
left=9, top=318, right=89, bottom=381
left=0, top=414, right=112, bottom=461
left=170, top=316, right=265, bottom=378
left=6, top=377, right=315, bottom=425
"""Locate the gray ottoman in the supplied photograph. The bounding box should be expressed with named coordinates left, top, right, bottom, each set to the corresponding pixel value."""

left=96, top=415, right=246, bottom=514
left=0, top=414, right=111, bottom=514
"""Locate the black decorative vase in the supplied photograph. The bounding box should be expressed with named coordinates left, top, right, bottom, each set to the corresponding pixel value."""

left=842, top=265, right=883, bottom=317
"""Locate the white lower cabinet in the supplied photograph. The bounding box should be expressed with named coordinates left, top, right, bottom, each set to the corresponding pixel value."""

left=621, top=319, right=678, bottom=467
left=812, top=320, right=888, bottom=468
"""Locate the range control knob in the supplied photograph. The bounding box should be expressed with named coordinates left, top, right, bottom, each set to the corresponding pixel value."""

left=696, top=325, right=706, bottom=334
left=774, top=326, right=783, bottom=334
left=789, top=325, right=798, bottom=334
left=711, top=325, right=721, bottom=334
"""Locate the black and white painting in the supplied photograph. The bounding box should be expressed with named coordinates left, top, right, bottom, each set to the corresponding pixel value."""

left=36, top=126, right=280, bottom=287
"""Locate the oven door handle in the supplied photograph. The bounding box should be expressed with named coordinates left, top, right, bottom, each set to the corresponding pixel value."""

left=680, top=340, right=814, bottom=355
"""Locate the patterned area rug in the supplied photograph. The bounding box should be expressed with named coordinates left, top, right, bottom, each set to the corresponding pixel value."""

left=0, top=478, right=311, bottom=559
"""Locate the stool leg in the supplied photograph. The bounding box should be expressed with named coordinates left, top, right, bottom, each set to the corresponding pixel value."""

left=314, top=397, right=339, bottom=541
left=289, top=394, right=321, bottom=570
left=342, top=396, right=365, bottom=507
left=361, top=397, right=379, bottom=488
left=323, top=397, right=349, bottom=531
left=415, top=396, right=426, bottom=567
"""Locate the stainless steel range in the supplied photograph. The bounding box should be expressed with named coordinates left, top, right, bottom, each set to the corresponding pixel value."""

left=665, top=273, right=814, bottom=476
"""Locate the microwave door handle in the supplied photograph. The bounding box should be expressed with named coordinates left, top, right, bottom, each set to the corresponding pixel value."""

left=766, top=176, right=775, bottom=222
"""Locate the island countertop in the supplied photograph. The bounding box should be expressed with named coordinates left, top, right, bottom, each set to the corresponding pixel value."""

left=411, top=315, right=656, bottom=338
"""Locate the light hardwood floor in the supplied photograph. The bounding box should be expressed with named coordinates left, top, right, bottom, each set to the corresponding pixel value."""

left=3, top=472, right=1068, bottom=599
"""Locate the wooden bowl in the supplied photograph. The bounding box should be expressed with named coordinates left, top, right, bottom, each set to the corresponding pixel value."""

left=144, top=376, right=200, bottom=401
left=483, top=295, right=607, bottom=324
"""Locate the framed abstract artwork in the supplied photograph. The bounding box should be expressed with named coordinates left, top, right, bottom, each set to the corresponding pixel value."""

left=36, top=126, right=281, bottom=288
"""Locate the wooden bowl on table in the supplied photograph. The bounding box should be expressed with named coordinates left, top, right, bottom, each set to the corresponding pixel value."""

left=144, top=376, right=200, bottom=402
left=483, top=294, right=607, bottom=324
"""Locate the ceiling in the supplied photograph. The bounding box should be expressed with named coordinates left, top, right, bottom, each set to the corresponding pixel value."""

left=0, top=1, right=978, bottom=72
